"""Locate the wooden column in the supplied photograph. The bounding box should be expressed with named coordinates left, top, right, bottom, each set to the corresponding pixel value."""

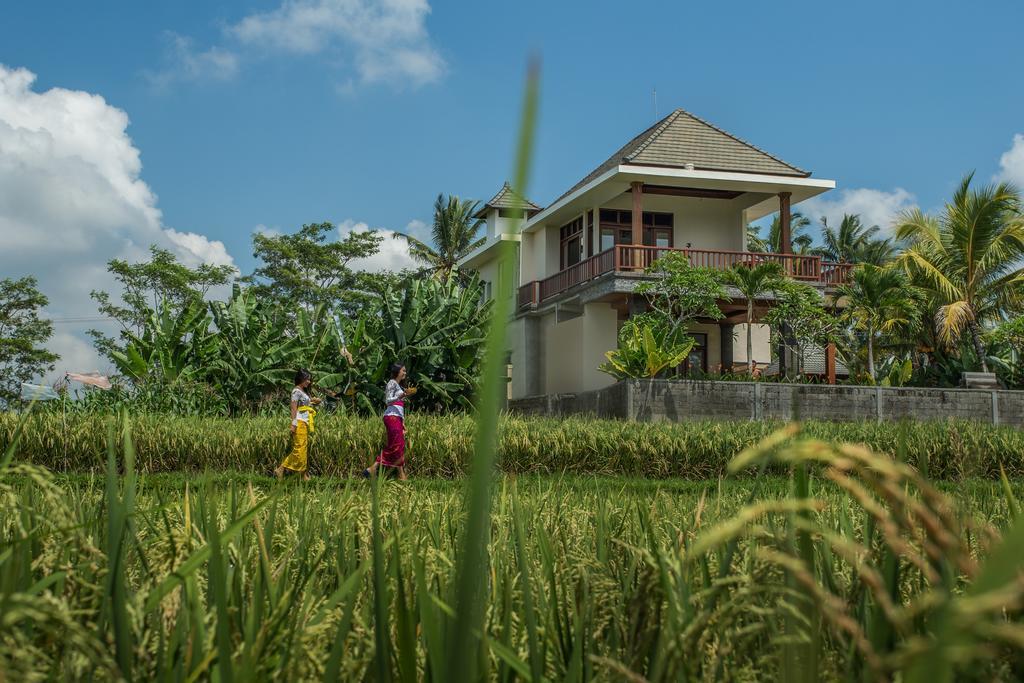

left=778, top=191, right=792, bottom=254
left=826, top=342, right=837, bottom=385
left=631, top=182, right=643, bottom=246
left=586, top=210, right=594, bottom=257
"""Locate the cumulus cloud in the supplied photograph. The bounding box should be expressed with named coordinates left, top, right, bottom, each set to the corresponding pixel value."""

left=0, top=64, right=236, bottom=382
left=155, top=0, right=444, bottom=89
left=800, top=187, right=917, bottom=235
left=996, top=133, right=1024, bottom=187
left=337, top=219, right=420, bottom=273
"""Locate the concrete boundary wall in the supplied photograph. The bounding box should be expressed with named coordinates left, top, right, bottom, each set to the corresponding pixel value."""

left=508, top=379, right=1024, bottom=427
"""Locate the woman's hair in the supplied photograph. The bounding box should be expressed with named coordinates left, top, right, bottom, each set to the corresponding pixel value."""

left=389, top=362, right=406, bottom=380
left=294, top=368, right=312, bottom=387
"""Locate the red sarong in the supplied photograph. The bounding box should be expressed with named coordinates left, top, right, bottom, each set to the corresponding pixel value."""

left=376, top=415, right=405, bottom=468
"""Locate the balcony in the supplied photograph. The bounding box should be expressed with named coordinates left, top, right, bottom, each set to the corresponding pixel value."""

left=517, top=245, right=853, bottom=311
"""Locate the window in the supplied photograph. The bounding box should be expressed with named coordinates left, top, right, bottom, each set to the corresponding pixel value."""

left=678, top=333, right=708, bottom=376
left=559, top=216, right=584, bottom=269
left=498, top=208, right=526, bottom=219
left=598, top=210, right=673, bottom=248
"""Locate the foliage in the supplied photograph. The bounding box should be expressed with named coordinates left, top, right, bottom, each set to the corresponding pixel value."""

left=876, top=356, right=914, bottom=387
left=89, top=246, right=234, bottom=362
left=109, top=297, right=216, bottom=385
left=7, top=411, right=1024, bottom=481
left=725, top=262, right=785, bottom=374
left=747, top=211, right=814, bottom=253
left=241, top=222, right=389, bottom=315
left=87, top=273, right=489, bottom=416
left=764, top=280, right=840, bottom=375
left=637, top=253, right=727, bottom=335
left=819, top=213, right=897, bottom=264
left=0, top=276, right=59, bottom=407
left=895, top=173, right=1024, bottom=372
left=2, top=418, right=1024, bottom=680
left=988, top=315, right=1024, bottom=349
left=333, top=272, right=491, bottom=413
left=208, top=285, right=305, bottom=414
left=838, top=264, right=923, bottom=380
left=599, top=315, right=695, bottom=380
left=397, top=194, right=486, bottom=280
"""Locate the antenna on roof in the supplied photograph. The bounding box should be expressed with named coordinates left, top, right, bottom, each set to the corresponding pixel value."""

left=653, top=87, right=658, bottom=120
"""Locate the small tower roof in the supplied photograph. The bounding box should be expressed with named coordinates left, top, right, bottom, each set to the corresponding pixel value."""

left=473, top=182, right=542, bottom=219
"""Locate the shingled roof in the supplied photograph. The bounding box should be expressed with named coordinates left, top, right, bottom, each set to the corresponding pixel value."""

left=473, top=182, right=542, bottom=219
left=553, top=108, right=810, bottom=206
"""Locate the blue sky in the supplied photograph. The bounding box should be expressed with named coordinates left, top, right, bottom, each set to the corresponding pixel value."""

left=2, top=0, right=1024, bottom=374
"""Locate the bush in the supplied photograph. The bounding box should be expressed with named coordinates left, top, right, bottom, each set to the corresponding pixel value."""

left=2, top=412, right=1022, bottom=480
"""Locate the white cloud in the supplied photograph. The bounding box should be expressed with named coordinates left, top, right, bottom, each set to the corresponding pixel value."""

left=337, top=218, right=420, bottom=273
left=0, top=64, right=236, bottom=382
left=996, top=133, right=1024, bottom=187
left=800, top=187, right=917, bottom=235
left=164, top=228, right=235, bottom=268
left=157, top=0, right=444, bottom=89
left=147, top=33, right=240, bottom=88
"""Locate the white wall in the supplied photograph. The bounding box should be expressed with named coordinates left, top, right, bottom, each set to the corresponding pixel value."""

left=542, top=313, right=583, bottom=394
left=733, top=323, right=772, bottom=367
left=602, top=193, right=745, bottom=252
left=580, top=303, right=619, bottom=392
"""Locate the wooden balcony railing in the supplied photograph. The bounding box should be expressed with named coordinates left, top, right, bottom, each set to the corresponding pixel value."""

left=821, top=261, right=854, bottom=287
left=517, top=281, right=540, bottom=310
left=516, top=245, right=852, bottom=310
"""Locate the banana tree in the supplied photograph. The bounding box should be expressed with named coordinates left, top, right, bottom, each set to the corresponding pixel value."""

left=600, top=316, right=695, bottom=380
left=110, top=297, right=216, bottom=384
left=209, top=285, right=303, bottom=414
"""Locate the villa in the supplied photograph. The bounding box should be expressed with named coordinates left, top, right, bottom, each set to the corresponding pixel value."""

left=460, top=108, right=847, bottom=400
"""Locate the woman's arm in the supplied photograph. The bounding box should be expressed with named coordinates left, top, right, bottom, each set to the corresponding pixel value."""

left=290, top=399, right=298, bottom=432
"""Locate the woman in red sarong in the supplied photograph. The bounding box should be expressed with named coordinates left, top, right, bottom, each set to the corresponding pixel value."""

left=362, top=362, right=416, bottom=480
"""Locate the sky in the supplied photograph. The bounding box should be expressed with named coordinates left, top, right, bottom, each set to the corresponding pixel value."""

left=3, top=0, right=1024, bottom=381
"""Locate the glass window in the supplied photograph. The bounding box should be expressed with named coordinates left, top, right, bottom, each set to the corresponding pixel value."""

left=679, top=333, right=707, bottom=375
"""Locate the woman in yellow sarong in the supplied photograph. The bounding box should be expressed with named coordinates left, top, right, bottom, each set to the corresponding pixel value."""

left=275, top=368, right=319, bottom=480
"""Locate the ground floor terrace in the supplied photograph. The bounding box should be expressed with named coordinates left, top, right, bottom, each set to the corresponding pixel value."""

left=507, top=286, right=821, bottom=399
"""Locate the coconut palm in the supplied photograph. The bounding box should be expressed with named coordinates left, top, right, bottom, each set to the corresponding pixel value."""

left=894, top=173, right=1024, bottom=372
left=724, top=262, right=785, bottom=374
left=819, top=214, right=897, bottom=264
left=398, top=194, right=486, bottom=279
left=837, top=264, right=922, bottom=381
left=747, top=212, right=814, bottom=253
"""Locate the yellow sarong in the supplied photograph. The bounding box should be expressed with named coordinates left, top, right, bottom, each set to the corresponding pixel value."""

left=280, top=407, right=316, bottom=473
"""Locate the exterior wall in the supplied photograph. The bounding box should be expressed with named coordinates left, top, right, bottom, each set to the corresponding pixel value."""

left=509, top=379, right=1024, bottom=427
left=733, top=323, right=772, bottom=366
left=476, top=259, right=499, bottom=302
left=602, top=193, right=745, bottom=252
left=581, top=303, right=619, bottom=392
left=542, top=312, right=583, bottom=394
left=689, top=322, right=722, bottom=370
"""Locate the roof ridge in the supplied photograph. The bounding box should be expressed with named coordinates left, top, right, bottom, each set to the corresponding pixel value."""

left=624, top=109, right=684, bottom=162
left=672, top=107, right=808, bottom=175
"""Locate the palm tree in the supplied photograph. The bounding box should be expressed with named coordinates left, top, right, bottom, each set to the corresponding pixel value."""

left=748, top=212, right=815, bottom=253
left=398, top=194, right=486, bottom=278
left=894, top=173, right=1024, bottom=373
left=838, top=264, right=922, bottom=380
left=725, top=261, right=785, bottom=374
left=819, top=214, right=896, bottom=264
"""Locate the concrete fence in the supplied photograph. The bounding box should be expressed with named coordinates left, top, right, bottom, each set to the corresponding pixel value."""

left=508, top=379, right=1024, bottom=427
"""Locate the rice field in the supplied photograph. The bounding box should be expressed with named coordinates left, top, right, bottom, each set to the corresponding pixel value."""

left=2, top=420, right=1023, bottom=681
left=4, top=411, right=1024, bottom=480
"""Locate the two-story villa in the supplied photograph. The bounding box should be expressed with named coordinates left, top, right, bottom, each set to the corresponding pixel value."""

left=460, top=108, right=846, bottom=400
